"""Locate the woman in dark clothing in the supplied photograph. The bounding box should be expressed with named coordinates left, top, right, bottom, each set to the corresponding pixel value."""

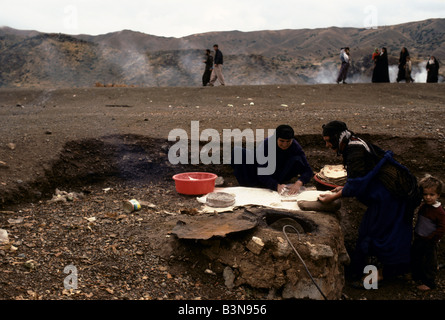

left=202, top=49, right=213, bottom=86
left=318, top=121, right=421, bottom=281
left=372, top=48, right=390, bottom=83
left=371, top=48, right=380, bottom=83
left=397, top=47, right=410, bottom=83
left=426, top=56, right=440, bottom=83
left=231, top=125, right=313, bottom=195
left=378, top=47, right=390, bottom=82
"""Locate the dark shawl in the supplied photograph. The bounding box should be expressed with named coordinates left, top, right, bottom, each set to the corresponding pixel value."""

left=231, top=136, right=313, bottom=191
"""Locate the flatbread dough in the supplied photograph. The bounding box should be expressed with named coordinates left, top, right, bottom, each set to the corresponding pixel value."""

left=197, top=187, right=338, bottom=213
left=316, top=164, right=347, bottom=186
left=322, top=165, right=347, bottom=179
left=206, top=192, right=236, bottom=208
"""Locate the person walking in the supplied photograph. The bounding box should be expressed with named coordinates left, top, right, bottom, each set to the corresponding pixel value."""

left=202, top=49, right=213, bottom=86
left=372, top=47, right=390, bottom=83
left=336, top=47, right=350, bottom=84
left=397, top=47, right=410, bottom=83
left=208, top=44, right=225, bottom=86
left=426, top=56, right=440, bottom=83
left=379, top=47, right=390, bottom=83
left=405, top=56, right=414, bottom=83
left=371, top=48, right=380, bottom=83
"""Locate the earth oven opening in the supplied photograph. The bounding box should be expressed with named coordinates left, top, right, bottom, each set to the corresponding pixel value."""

left=261, top=209, right=318, bottom=234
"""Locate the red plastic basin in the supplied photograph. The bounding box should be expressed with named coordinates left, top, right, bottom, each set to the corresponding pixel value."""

left=172, top=172, right=217, bottom=195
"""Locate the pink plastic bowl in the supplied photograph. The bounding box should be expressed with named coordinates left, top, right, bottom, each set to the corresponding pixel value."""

left=172, top=172, right=218, bottom=195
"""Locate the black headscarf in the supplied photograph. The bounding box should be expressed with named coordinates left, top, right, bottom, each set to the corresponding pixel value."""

left=322, top=120, right=350, bottom=152
left=276, top=124, right=294, bottom=140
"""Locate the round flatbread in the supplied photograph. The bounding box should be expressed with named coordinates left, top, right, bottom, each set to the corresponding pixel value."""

left=206, top=192, right=236, bottom=208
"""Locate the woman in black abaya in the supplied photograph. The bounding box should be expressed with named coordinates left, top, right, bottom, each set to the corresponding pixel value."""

left=372, top=47, right=390, bottom=83
left=397, top=47, right=409, bottom=83
left=379, top=47, right=390, bottom=82
left=426, top=56, right=440, bottom=83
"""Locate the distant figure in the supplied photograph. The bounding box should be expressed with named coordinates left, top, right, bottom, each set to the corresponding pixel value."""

left=208, top=44, right=225, bottom=86
left=405, top=56, right=414, bottom=83
left=371, top=48, right=380, bottom=83
left=202, top=49, right=213, bottom=86
left=379, top=47, right=390, bottom=83
left=411, top=175, right=445, bottom=291
left=426, top=56, right=440, bottom=83
left=397, top=47, right=410, bottom=83
left=372, top=47, right=390, bottom=83
left=372, top=48, right=380, bottom=62
left=336, top=47, right=350, bottom=84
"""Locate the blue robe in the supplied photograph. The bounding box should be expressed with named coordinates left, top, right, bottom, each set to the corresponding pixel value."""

left=342, top=144, right=415, bottom=275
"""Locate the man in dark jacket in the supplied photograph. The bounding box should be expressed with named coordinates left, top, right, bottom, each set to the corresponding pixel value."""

left=208, top=44, right=225, bottom=86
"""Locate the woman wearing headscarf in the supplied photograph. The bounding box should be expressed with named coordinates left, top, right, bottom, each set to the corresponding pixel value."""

left=372, top=48, right=390, bottom=83
left=426, top=56, right=440, bottom=83
left=318, top=121, right=421, bottom=282
left=371, top=48, right=380, bottom=83
left=397, top=47, right=410, bottom=83
left=379, top=47, right=390, bottom=83
left=202, top=49, right=213, bottom=86
left=231, top=124, right=313, bottom=195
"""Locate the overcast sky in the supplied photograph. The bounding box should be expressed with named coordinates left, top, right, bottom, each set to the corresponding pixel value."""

left=1, top=0, right=444, bottom=38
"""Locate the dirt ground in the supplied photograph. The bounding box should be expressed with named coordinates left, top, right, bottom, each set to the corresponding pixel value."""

left=0, top=83, right=445, bottom=303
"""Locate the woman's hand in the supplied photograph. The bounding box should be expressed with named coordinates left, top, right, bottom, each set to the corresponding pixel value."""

left=287, top=180, right=303, bottom=195
left=318, top=186, right=343, bottom=203
left=331, top=186, right=343, bottom=193
left=277, top=184, right=287, bottom=194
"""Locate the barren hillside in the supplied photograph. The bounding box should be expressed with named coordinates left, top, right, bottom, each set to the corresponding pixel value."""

left=0, top=19, right=444, bottom=87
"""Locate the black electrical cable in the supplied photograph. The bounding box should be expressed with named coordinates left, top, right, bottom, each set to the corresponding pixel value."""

left=282, top=225, right=328, bottom=300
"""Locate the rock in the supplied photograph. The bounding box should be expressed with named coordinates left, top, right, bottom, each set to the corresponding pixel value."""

left=8, top=217, right=24, bottom=224
left=223, top=266, right=236, bottom=289
left=246, top=236, right=264, bottom=255
left=24, top=260, right=37, bottom=270
left=273, top=236, right=292, bottom=258
left=7, top=143, right=16, bottom=150
left=0, top=229, right=9, bottom=245
left=48, top=189, right=83, bottom=203
left=306, top=242, right=334, bottom=260
left=339, top=252, right=351, bottom=265
left=204, top=269, right=216, bottom=276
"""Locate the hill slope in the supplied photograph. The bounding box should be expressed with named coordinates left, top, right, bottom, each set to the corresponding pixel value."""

left=0, top=19, right=444, bottom=87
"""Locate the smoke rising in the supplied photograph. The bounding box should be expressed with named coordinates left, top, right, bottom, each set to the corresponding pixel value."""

left=312, top=61, right=433, bottom=84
